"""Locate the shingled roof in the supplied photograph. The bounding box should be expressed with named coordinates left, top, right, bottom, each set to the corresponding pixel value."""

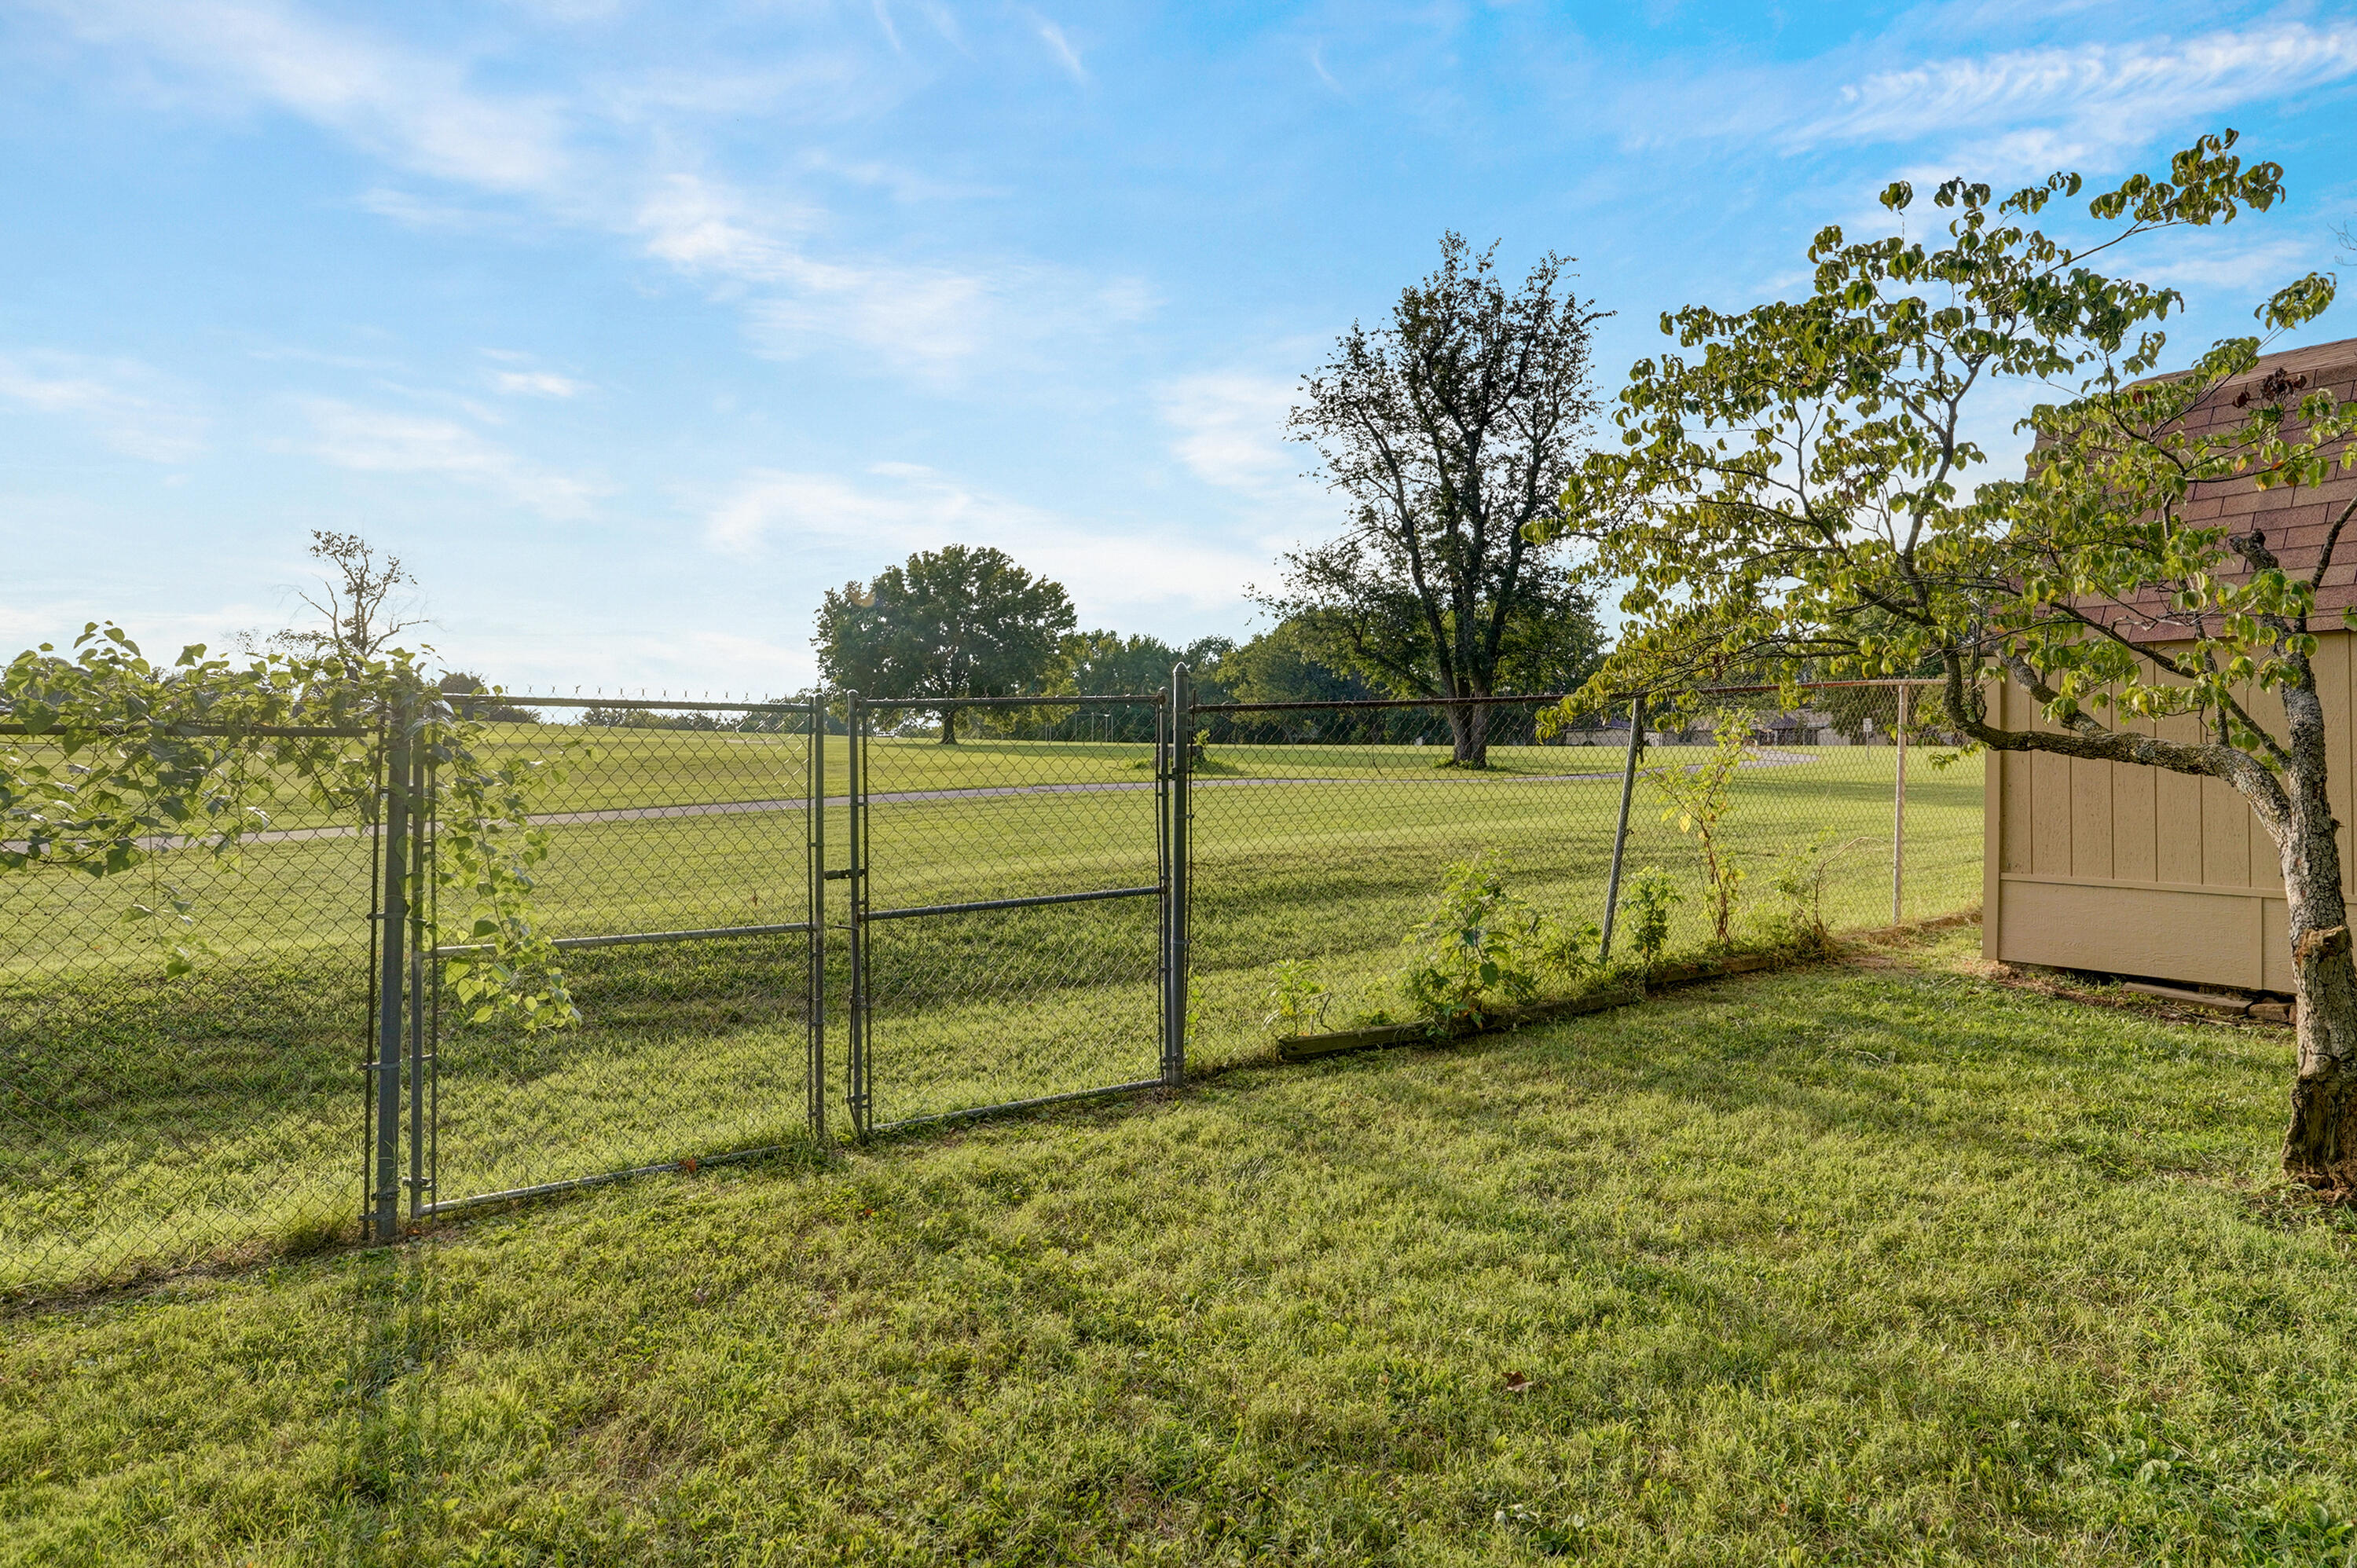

left=2156, top=334, right=2357, bottom=622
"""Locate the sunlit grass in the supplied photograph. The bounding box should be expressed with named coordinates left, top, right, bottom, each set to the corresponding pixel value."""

left=9, top=930, right=2354, bottom=1565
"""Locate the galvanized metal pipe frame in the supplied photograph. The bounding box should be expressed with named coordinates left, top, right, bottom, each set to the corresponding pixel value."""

left=368, top=695, right=412, bottom=1244
left=841, top=686, right=1178, bottom=1137
left=1599, top=694, right=1646, bottom=964
left=409, top=690, right=831, bottom=1222
left=1164, top=664, right=1190, bottom=1088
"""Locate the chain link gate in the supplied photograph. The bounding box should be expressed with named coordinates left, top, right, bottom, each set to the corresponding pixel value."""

left=842, top=677, right=1188, bottom=1134
left=389, top=694, right=828, bottom=1233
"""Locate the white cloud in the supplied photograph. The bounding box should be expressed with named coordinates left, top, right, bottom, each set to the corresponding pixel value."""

left=1157, top=372, right=1305, bottom=496
left=38, top=5, right=1140, bottom=387
left=299, top=398, right=601, bottom=517
left=489, top=369, right=590, bottom=398
left=1786, top=20, right=2357, bottom=174
left=634, top=173, right=1152, bottom=380
left=48, top=0, right=570, bottom=191
left=1030, top=13, right=1087, bottom=83
left=0, top=350, right=207, bottom=461
left=702, top=463, right=1266, bottom=617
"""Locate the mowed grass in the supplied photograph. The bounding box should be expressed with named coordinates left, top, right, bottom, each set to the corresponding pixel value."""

left=2, top=739, right=1978, bottom=1298
left=9, top=930, right=2357, bottom=1565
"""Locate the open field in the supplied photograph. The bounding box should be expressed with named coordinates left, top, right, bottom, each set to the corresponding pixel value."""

left=2, top=733, right=1979, bottom=1298
left=9, top=929, right=2355, bottom=1565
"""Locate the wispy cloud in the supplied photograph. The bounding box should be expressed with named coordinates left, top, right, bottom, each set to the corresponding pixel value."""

left=636, top=172, right=1152, bottom=380
left=1157, top=372, right=1306, bottom=496
left=49, top=0, right=570, bottom=191
left=299, top=398, right=600, bottom=517
left=1625, top=16, right=2357, bottom=185
left=704, top=463, right=1266, bottom=616
left=39, top=2, right=1131, bottom=385
left=488, top=368, right=590, bottom=398
left=0, top=350, right=207, bottom=461
left=1030, top=13, right=1087, bottom=83
left=1788, top=22, right=2357, bottom=161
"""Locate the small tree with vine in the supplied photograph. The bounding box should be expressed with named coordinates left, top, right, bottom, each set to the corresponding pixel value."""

left=1646, top=714, right=1753, bottom=944
left=0, top=624, right=576, bottom=1031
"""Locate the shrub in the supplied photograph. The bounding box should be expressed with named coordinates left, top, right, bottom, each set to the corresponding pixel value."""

left=1646, top=716, right=1753, bottom=943
left=1760, top=833, right=1869, bottom=951
left=1623, top=866, right=1681, bottom=969
left=1263, top=959, right=1332, bottom=1039
left=1398, top=852, right=1545, bottom=1029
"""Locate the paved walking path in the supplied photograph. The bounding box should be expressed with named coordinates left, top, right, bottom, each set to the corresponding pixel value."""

left=47, top=752, right=1827, bottom=854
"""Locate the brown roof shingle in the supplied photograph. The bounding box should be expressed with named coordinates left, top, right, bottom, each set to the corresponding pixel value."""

left=2068, top=335, right=2357, bottom=639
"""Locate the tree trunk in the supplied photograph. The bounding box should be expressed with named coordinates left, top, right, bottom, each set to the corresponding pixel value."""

left=2281, top=760, right=2357, bottom=1191
left=1445, top=702, right=1490, bottom=768
left=937, top=703, right=959, bottom=744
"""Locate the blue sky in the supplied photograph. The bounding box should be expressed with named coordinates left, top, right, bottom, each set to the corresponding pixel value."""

left=5, top=1, right=2356, bottom=698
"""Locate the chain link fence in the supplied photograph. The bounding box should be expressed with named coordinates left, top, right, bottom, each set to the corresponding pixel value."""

left=420, top=695, right=823, bottom=1220
left=845, top=693, right=1173, bottom=1133
left=2, top=720, right=383, bottom=1299
left=1182, top=681, right=1977, bottom=1068
left=5, top=679, right=1980, bottom=1302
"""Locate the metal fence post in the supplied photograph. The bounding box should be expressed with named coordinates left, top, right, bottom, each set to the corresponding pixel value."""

left=370, top=691, right=413, bottom=1244
left=1598, top=694, right=1646, bottom=963
left=1892, top=680, right=1911, bottom=925
left=407, top=738, right=432, bottom=1225
left=845, top=692, right=870, bottom=1138
left=807, top=690, right=827, bottom=1148
left=1163, top=665, right=1192, bottom=1088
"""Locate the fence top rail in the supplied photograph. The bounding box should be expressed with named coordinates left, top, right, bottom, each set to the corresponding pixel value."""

left=1194, top=693, right=1575, bottom=714
left=859, top=692, right=1167, bottom=711
left=1198, top=679, right=1937, bottom=717
left=482, top=694, right=809, bottom=714
left=0, top=720, right=371, bottom=738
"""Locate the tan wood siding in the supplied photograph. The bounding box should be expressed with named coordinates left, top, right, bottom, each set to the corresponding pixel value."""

left=1983, top=633, right=2357, bottom=993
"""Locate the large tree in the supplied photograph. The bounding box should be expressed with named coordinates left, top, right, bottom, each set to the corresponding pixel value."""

left=1270, top=233, right=1607, bottom=765
left=1215, top=616, right=1377, bottom=705
left=815, top=545, right=1076, bottom=742
left=1543, top=133, right=2357, bottom=1189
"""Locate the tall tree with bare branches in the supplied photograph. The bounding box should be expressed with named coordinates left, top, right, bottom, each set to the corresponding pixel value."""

left=276, top=531, right=424, bottom=666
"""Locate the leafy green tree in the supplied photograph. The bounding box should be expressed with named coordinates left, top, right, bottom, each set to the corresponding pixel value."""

left=438, top=671, right=541, bottom=724
left=1214, top=617, right=1377, bottom=705
left=1270, top=233, right=1608, bottom=766
left=1053, top=630, right=1180, bottom=696
left=815, top=545, right=1076, bottom=743
left=1541, top=132, right=2357, bottom=1188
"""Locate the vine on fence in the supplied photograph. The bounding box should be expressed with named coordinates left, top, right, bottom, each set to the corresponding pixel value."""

left=0, top=623, right=577, bottom=1031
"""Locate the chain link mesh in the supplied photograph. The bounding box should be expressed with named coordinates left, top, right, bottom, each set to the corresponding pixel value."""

left=2, top=722, right=379, bottom=1301
left=852, top=695, right=1168, bottom=1130
left=427, top=699, right=818, bottom=1214
left=1183, top=683, right=1981, bottom=1068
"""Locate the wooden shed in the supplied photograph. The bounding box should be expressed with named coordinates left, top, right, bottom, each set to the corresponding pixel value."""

left=1983, top=336, right=2357, bottom=995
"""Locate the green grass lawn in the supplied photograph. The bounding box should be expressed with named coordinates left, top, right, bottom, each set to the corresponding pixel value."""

left=2, top=738, right=1978, bottom=1298
left=9, top=929, right=2357, bottom=1565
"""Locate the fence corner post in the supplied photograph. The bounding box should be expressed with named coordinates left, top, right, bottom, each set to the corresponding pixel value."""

left=370, top=689, right=415, bottom=1244
left=1892, top=680, right=1911, bottom=926
left=1164, top=664, right=1192, bottom=1088
left=1599, top=694, right=1645, bottom=964
left=808, top=688, right=827, bottom=1149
